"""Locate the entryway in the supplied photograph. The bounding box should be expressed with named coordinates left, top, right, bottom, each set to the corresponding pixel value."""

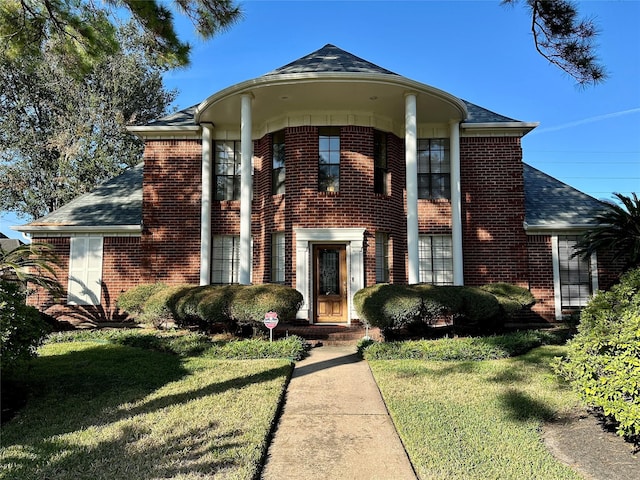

left=313, top=244, right=347, bottom=323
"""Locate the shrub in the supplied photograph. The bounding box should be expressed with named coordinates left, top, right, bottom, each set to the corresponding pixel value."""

left=554, top=268, right=640, bottom=440
left=481, top=283, right=536, bottom=319
left=354, top=283, right=503, bottom=337
left=0, top=281, right=50, bottom=372
left=116, top=283, right=167, bottom=318
left=205, top=335, right=306, bottom=360
left=229, top=284, right=303, bottom=326
left=175, top=285, right=241, bottom=332
left=141, top=284, right=193, bottom=327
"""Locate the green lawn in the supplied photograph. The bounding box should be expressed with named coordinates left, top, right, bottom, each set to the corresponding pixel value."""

left=1, top=341, right=292, bottom=480
left=370, top=345, right=584, bottom=480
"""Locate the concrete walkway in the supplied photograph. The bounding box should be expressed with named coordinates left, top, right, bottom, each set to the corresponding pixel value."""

left=261, top=345, right=417, bottom=480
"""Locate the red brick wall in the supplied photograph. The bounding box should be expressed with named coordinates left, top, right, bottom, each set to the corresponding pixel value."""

left=142, top=139, right=202, bottom=284
left=460, top=136, right=529, bottom=286
left=27, top=236, right=142, bottom=324
left=526, top=234, right=555, bottom=321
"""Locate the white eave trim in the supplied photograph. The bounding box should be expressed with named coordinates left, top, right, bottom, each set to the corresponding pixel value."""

left=12, top=225, right=142, bottom=235
left=126, top=125, right=201, bottom=139
left=523, top=222, right=594, bottom=233
left=195, top=72, right=469, bottom=123
left=461, top=121, right=539, bottom=136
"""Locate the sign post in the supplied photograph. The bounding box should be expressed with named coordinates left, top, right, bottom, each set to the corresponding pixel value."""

left=263, top=311, right=279, bottom=343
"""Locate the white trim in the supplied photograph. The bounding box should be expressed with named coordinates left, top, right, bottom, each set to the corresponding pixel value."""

left=68, top=236, right=103, bottom=306
left=294, top=227, right=366, bottom=325
left=239, top=94, right=253, bottom=285
left=405, top=93, right=419, bottom=284
left=450, top=120, right=463, bottom=285
left=13, top=225, right=141, bottom=235
left=591, top=251, right=599, bottom=293
left=200, top=123, right=213, bottom=285
left=551, top=235, right=562, bottom=321
left=524, top=222, right=597, bottom=233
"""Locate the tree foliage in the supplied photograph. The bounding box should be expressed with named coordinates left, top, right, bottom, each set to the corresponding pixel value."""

left=573, top=193, right=640, bottom=271
left=0, top=0, right=242, bottom=72
left=503, top=0, right=607, bottom=85
left=0, top=242, right=62, bottom=295
left=0, top=24, right=176, bottom=220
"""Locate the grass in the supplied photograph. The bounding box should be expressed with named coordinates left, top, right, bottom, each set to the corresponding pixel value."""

left=1, top=339, right=293, bottom=480
left=369, top=345, right=584, bottom=480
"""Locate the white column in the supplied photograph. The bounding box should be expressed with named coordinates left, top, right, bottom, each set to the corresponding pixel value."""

left=405, top=93, right=419, bottom=284
left=450, top=120, right=464, bottom=285
left=199, top=123, right=213, bottom=285
left=295, top=239, right=310, bottom=320
left=239, top=93, right=253, bottom=285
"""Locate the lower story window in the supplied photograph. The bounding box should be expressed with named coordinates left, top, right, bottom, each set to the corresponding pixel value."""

left=418, top=235, right=453, bottom=285
left=375, top=232, right=389, bottom=283
left=271, top=232, right=285, bottom=283
left=558, top=235, right=593, bottom=308
left=212, top=235, right=240, bottom=284
left=68, top=236, right=103, bottom=305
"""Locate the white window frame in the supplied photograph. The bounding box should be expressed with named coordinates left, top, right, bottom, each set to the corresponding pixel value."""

left=212, top=235, right=253, bottom=284
left=418, top=234, right=453, bottom=285
left=552, top=235, right=598, bottom=320
left=271, top=232, right=285, bottom=283
left=67, top=236, right=103, bottom=306
left=375, top=231, right=389, bottom=283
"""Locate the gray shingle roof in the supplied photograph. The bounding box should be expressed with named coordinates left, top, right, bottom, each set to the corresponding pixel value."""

left=462, top=101, right=520, bottom=123
left=523, top=163, right=606, bottom=228
left=28, top=164, right=143, bottom=227
left=265, top=44, right=399, bottom=76
left=146, top=105, right=197, bottom=127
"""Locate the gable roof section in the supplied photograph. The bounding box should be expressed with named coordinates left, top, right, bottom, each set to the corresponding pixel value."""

left=15, top=164, right=143, bottom=234
left=523, top=163, right=606, bottom=231
left=264, top=44, right=399, bottom=76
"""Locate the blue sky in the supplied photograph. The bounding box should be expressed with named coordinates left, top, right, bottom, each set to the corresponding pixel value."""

left=2, top=0, right=639, bottom=239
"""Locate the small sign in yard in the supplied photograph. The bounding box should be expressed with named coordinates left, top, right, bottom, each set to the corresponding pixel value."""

left=264, top=311, right=279, bottom=342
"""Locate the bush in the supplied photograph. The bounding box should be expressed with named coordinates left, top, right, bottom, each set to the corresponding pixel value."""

left=229, top=284, right=303, bottom=325
left=354, top=283, right=503, bottom=337
left=205, top=335, right=306, bottom=360
left=0, top=281, right=50, bottom=372
left=554, top=268, right=640, bottom=441
left=175, top=285, right=240, bottom=332
left=116, top=283, right=167, bottom=318
left=141, top=284, right=193, bottom=327
left=481, top=283, right=536, bottom=319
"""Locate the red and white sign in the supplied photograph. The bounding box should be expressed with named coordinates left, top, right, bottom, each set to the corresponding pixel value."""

left=264, top=311, right=279, bottom=329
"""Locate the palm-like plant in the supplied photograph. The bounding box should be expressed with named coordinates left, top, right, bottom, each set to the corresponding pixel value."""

left=0, top=243, right=62, bottom=296
left=572, top=192, right=640, bottom=270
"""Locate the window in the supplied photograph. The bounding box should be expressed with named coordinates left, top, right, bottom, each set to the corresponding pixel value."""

left=374, top=130, right=388, bottom=195
left=418, top=139, right=450, bottom=200
left=272, top=130, right=285, bottom=195
left=558, top=236, right=593, bottom=308
left=375, top=232, right=390, bottom=283
left=271, top=232, right=285, bottom=283
left=319, top=127, right=340, bottom=192
left=212, top=235, right=240, bottom=283
left=68, top=236, right=103, bottom=305
left=418, top=235, right=453, bottom=285
left=214, top=141, right=241, bottom=200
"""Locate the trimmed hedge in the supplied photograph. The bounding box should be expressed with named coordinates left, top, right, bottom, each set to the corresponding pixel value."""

left=117, top=283, right=303, bottom=334
left=554, top=268, right=640, bottom=441
left=354, top=283, right=509, bottom=337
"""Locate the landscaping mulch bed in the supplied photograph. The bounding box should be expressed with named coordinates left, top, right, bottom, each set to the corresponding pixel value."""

left=543, top=408, right=638, bottom=480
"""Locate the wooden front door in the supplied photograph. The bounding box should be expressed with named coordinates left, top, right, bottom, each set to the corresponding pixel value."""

left=313, top=244, right=348, bottom=323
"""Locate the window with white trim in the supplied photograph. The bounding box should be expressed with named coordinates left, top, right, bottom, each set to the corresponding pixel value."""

left=318, top=127, right=340, bottom=192
left=418, top=139, right=450, bottom=200
left=418, top=235, right=453, bottom=285
left=214, top=141, right=241, bottom=201
left=375, top=232, right=389, bottom=283
left=374, top=130, right=388, bottom=195
left=558, top=235, right=593, bottom=308
left=272, top=130, right=285, bottom=195
left=68, top=236, right=103, bottom=305
left=271, top=232, right=285, bottom=283
left=212, top=235, right=240, bottom=284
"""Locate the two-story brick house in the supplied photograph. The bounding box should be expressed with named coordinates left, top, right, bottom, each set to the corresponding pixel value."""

left=17, top=44, right=619, bottom=325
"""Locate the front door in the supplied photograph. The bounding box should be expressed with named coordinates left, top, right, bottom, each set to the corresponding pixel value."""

left=313, top=244, right=348, bottom=323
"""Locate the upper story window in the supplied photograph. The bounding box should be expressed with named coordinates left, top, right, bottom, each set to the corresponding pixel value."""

left=418, top=139, right=450, bottom=200
left=318, top=127, right=340, bottom=192
left=374, top=130, right=388, bottom=195
left=272, top=130, right=285, bottom=195
left=214, top=141, right=241, bottom=201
